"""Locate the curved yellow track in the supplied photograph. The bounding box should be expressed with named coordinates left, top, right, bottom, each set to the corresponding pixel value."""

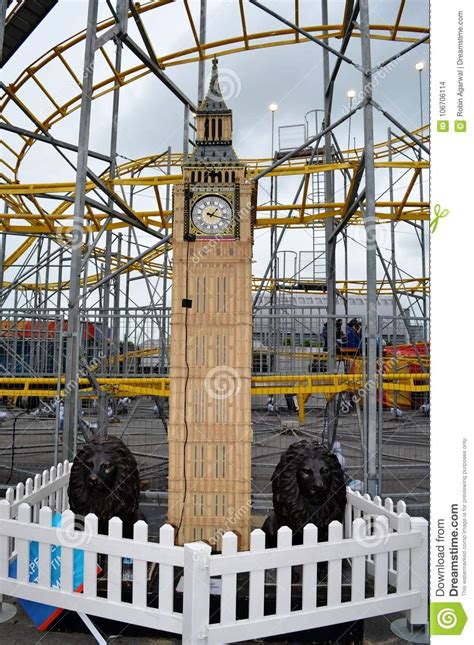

left=0, top=1, right=429, bottom=293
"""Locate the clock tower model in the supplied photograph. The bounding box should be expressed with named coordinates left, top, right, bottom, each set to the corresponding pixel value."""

left=168, top=59, right=254, bottom=550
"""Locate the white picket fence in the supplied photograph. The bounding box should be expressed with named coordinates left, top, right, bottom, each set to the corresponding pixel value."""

left=0, top=461, right=428, bottom=644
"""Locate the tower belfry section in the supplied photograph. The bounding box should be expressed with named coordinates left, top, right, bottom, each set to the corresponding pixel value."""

left=167, top=59, right=254, bottom=550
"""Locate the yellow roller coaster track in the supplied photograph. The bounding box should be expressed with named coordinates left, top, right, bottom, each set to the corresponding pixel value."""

left=0, top=0, right=429, bottom=293
left=0, top=372, right=430, bottom=424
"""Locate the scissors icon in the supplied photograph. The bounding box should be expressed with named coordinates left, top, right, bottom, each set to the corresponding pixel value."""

left=430, top=204, right=449, bottom=234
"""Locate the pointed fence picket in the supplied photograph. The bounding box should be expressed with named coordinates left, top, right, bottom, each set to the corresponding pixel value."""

left=302, top=523, right=317, bottom=611
left=158, top=523, right=175, bottom=614
left=220, top=532, right=238, bottom=624
left=7, top=460, right=70, bottom=519
left=0, top=471, right=428, bottom=644
left=0, top=500, right=184, bottom=635
left=276, top=526, right=292, bottom=615
left=132, top=520, right=148, bottom=609
left=83, top=513, right=99, bottom=599
left=351, top=518, right=366, bottom=602
left=248, top=528, right=265, bottom=621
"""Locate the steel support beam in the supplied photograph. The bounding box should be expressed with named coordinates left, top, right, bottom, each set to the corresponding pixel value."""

left=197, top=0, right=207, bottom=103
left=128, top=0, right=161, bottom=68
left=322, top=0, right=337, bottom=449
left=252, top=136, right=326, bottom=309
left=372, top=100, right=430, bottom=155
left=388, top=128, right=397, bottom=350
left=328, top=153, right=366, bottom=242
left=360, top=0, right=378, bottom=497
left=249, top=0, right=362, bottom=71
left=0, top=81, right=153, bottom=236
left=329, top=190, right=366, bottom=242
left=122, top=34, right=197, bottom=113
left=0, top=205, right=6, bottom=296
left=373, top=34, right=429, bottom=74
left=325, top=0, right=360, bottom=114
left=253, top=106, right=361, bottom=181
left=183, top=104, right=190, bottom=160
left=87, top=234, right=172, bottom=294
left=98, top=3, right=126, bottom=434
left=0, top=123, right=111, bottom=162
left=62, top=0, right=100, bottom=460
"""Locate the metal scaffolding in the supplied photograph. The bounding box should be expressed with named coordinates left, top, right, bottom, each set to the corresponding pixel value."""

left=0, top=0, right=429, bottom=504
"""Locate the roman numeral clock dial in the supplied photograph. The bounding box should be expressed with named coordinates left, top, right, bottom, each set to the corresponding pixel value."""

left=191, top=194, right=234, bottom=237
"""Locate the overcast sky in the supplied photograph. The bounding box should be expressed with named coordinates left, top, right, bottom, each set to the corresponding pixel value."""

left=1, top=0, right=429, bottom=309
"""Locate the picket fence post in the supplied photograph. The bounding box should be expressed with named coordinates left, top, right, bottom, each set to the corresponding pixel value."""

left=407, top=517, right=429, bottom=628
left=0, top=500, right=10, bottom=581
left=183, top=541, right=211, bottom=645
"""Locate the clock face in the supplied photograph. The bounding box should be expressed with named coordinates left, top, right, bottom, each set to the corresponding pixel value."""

left=191, top=195, right=233, bottom=236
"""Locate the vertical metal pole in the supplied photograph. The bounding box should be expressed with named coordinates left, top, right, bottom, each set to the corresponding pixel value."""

left=388, top=128, right=396, bottom=346
left=0, top=233, right=4, bottom=299
left=273, top=171, right=280, bottom=374
left=34, top=240, right=41, bottom=311
left=347, top=97, right=353, bottom=150
left=0, top=203, right=6, bottom=301
left=269, top=110, right=277, bottom=372
left=183, top=104, right=190, bottom=160
left=112, top=233, right=122, bottom=382
left=322, top=0, right=337, bottom=447
left=98, top=14, right=124, bottom=432
left=418, top=69, right=424, bottom=126
left=343, top=232, right=348, bottom=316
left=377, top=316, right=384, bottom=493
left=54, top=317, right=64, bottom=465
left=43, top=238, right=51, bottom=311
left=270, top=109, right=276, bottom=290
left=197, top=0, right=207, bottom=103
left=56, top=250, right=63, bottom=314
left=62, top=0, right=99, bottom=460
left=360, top=0, right=378, bottom=497
left=418, top=67, right=428, bottom=341
left=160, top=146, right=172, bottom=373
left=388, top=128, right=399, bottom=416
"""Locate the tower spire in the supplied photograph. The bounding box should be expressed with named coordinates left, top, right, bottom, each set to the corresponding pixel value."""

left=191, top=57, right=238, bottom=163
left=199, top=57, right=231, bottom=113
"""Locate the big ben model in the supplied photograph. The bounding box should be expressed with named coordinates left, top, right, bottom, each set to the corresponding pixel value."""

left=168, top=59, right=254, bottom=550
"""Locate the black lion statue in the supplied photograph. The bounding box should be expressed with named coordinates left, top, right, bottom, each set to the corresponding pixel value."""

left=262, top=440, right=346, bottom=547
left=68, top=435, right=143, bottom=538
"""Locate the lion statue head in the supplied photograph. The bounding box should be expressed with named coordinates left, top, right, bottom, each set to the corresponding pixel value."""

left=262, top=440, right=347, bottom=546
left=67, top=435, right=141, bottom=537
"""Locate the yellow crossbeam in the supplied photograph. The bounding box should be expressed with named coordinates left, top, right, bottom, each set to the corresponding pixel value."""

left=0, top=373, right=429, bottom=399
